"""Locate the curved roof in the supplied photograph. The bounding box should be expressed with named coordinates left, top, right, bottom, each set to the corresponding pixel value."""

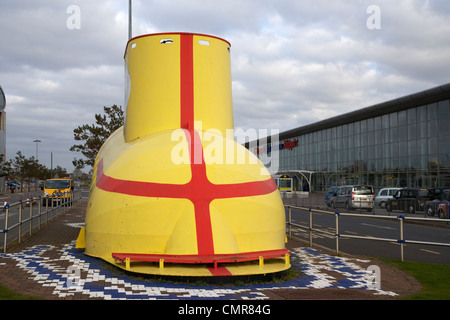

left=0, top=86, right=5, bottom=112
left=277, top=83, right=450, bottom=141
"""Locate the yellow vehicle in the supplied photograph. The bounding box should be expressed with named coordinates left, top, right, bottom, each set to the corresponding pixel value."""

left=43, top=178, right=74, bottom=205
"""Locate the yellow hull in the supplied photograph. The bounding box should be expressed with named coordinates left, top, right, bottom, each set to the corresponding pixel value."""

left=80, top=33, right=289, bottom=276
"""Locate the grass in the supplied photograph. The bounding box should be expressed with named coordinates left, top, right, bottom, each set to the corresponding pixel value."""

left=0, top=284, right=42, bottom=300
left=382, top=259, right=450, bottom=300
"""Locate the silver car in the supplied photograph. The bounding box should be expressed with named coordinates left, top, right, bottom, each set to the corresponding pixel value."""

left=331, top=185, right=374, bottom=211
left=374, top=187, right=401, bottom=208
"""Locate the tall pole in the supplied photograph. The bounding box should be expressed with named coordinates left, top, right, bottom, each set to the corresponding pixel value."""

left=33, top=139, right=41, bottom=160
left=128, top=0, right=132, bottom=40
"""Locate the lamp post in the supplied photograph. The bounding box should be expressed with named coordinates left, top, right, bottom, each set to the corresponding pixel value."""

left=129, top=0, right=132, bottom=40
left=33, top=139, right=41, bottom=160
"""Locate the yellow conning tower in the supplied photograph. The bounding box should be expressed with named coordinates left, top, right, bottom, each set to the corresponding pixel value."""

left=124, top=33, right=234, bottom=141
left=79, top=33, right=290, bottom=277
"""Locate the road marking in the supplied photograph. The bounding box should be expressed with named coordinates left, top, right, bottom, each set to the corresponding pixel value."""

left=361, top=223, right=396, bottom=230
left=393, top=242, right=407, bottom=247
left=420, top=249, right=441, bottom=255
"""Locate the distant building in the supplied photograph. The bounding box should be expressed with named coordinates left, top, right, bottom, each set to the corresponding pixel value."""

left=249, top=83, right=450, bottom=192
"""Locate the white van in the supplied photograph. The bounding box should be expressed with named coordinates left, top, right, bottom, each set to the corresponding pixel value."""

left=330, top=185, right=374, bottom=211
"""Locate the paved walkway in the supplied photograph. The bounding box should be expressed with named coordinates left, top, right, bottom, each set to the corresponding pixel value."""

left=0, top=197, right=420, bottom=300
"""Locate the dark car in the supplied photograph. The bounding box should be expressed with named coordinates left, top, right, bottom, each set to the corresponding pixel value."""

left=425, top=188, right=448, bottom=216
left=436, top=189, right=450, bottom=219
left=324, top=186, right=339, bottom=207
left=386, top=188, right=433, bottom=214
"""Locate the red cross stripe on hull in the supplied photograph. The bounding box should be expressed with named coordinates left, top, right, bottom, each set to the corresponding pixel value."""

left=95, top=130, right=278, bottom=258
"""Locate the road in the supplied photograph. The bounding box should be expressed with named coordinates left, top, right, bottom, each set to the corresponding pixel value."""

left=6, top=189, right=43, bottom=202
left=287, top=206, right=450, bottom=265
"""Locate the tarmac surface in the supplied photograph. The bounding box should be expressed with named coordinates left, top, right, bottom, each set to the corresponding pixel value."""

left=0, top=196, right=422, bottom=300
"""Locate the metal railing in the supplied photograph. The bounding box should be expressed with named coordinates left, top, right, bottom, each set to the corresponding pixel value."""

left=1, top=190, right=82, bottom=252
left=285, top=204, right=450, bottom=261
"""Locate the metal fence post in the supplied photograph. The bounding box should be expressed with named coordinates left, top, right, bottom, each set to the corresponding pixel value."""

left=18, top=199, right=22, bottom=244
left=335, top=211, right=340, bottom=256
left=38, top=196, right=41, bottom=230
left=3, top=203, right=9, bottom=253
left=29, top=198, right=33, bottom=237
left=288, top=205, right=292, bottom=240
left=44, top=196, right=48, bottom=224
left=398, top=215, right=405, bottom=261
left=309, top=208, right=313, bottom=248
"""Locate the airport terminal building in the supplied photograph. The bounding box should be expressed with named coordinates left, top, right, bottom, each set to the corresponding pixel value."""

left=250, top=83, right=450, bottom=192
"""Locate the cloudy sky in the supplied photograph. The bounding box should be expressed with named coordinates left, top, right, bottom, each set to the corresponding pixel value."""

left=1, top=0, right=450, bottom=173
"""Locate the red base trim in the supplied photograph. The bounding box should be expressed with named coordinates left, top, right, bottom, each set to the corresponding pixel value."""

left=112, top=249, right=289, bottom=268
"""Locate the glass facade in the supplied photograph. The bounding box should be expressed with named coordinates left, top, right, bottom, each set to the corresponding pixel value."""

left=257, top=94, right=450, bottom=192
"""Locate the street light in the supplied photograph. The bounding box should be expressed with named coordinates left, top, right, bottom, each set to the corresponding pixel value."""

left=33, top=139, right=41, bottom=160
left=129, top=0, right=132, bottom=40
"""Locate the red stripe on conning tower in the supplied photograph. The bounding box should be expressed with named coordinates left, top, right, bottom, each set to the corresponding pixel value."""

left=180, top=34, right=194, bottom=130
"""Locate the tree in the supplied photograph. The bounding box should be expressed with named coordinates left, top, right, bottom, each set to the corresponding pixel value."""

left=0, top=154, right=11, bottom=177
left=70, top=105, right=124, bottom=169
left=7, top=151, right=51, bottom=191
left=52, top=165, right=68, bottom=179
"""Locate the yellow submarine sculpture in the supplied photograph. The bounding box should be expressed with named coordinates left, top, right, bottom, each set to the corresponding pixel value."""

left=77, top=33, right=290, bottom=277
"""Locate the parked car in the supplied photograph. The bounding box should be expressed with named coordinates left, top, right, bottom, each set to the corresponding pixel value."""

left=436, top=189, right=450, bottom=219
left=6, top=180, right=20, bottom=190
left=424, top=188, right=447, bottom=216
left=330, top=185, right=374, bottom=211
left=324, top=186, right=340, bottom=207
left=386, top=188, right=433, bottom=214
left=374, top=187, right=401, bottom=208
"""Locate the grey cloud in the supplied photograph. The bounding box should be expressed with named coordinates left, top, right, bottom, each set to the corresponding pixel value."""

left=1, top=0, right=449, bottom=172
